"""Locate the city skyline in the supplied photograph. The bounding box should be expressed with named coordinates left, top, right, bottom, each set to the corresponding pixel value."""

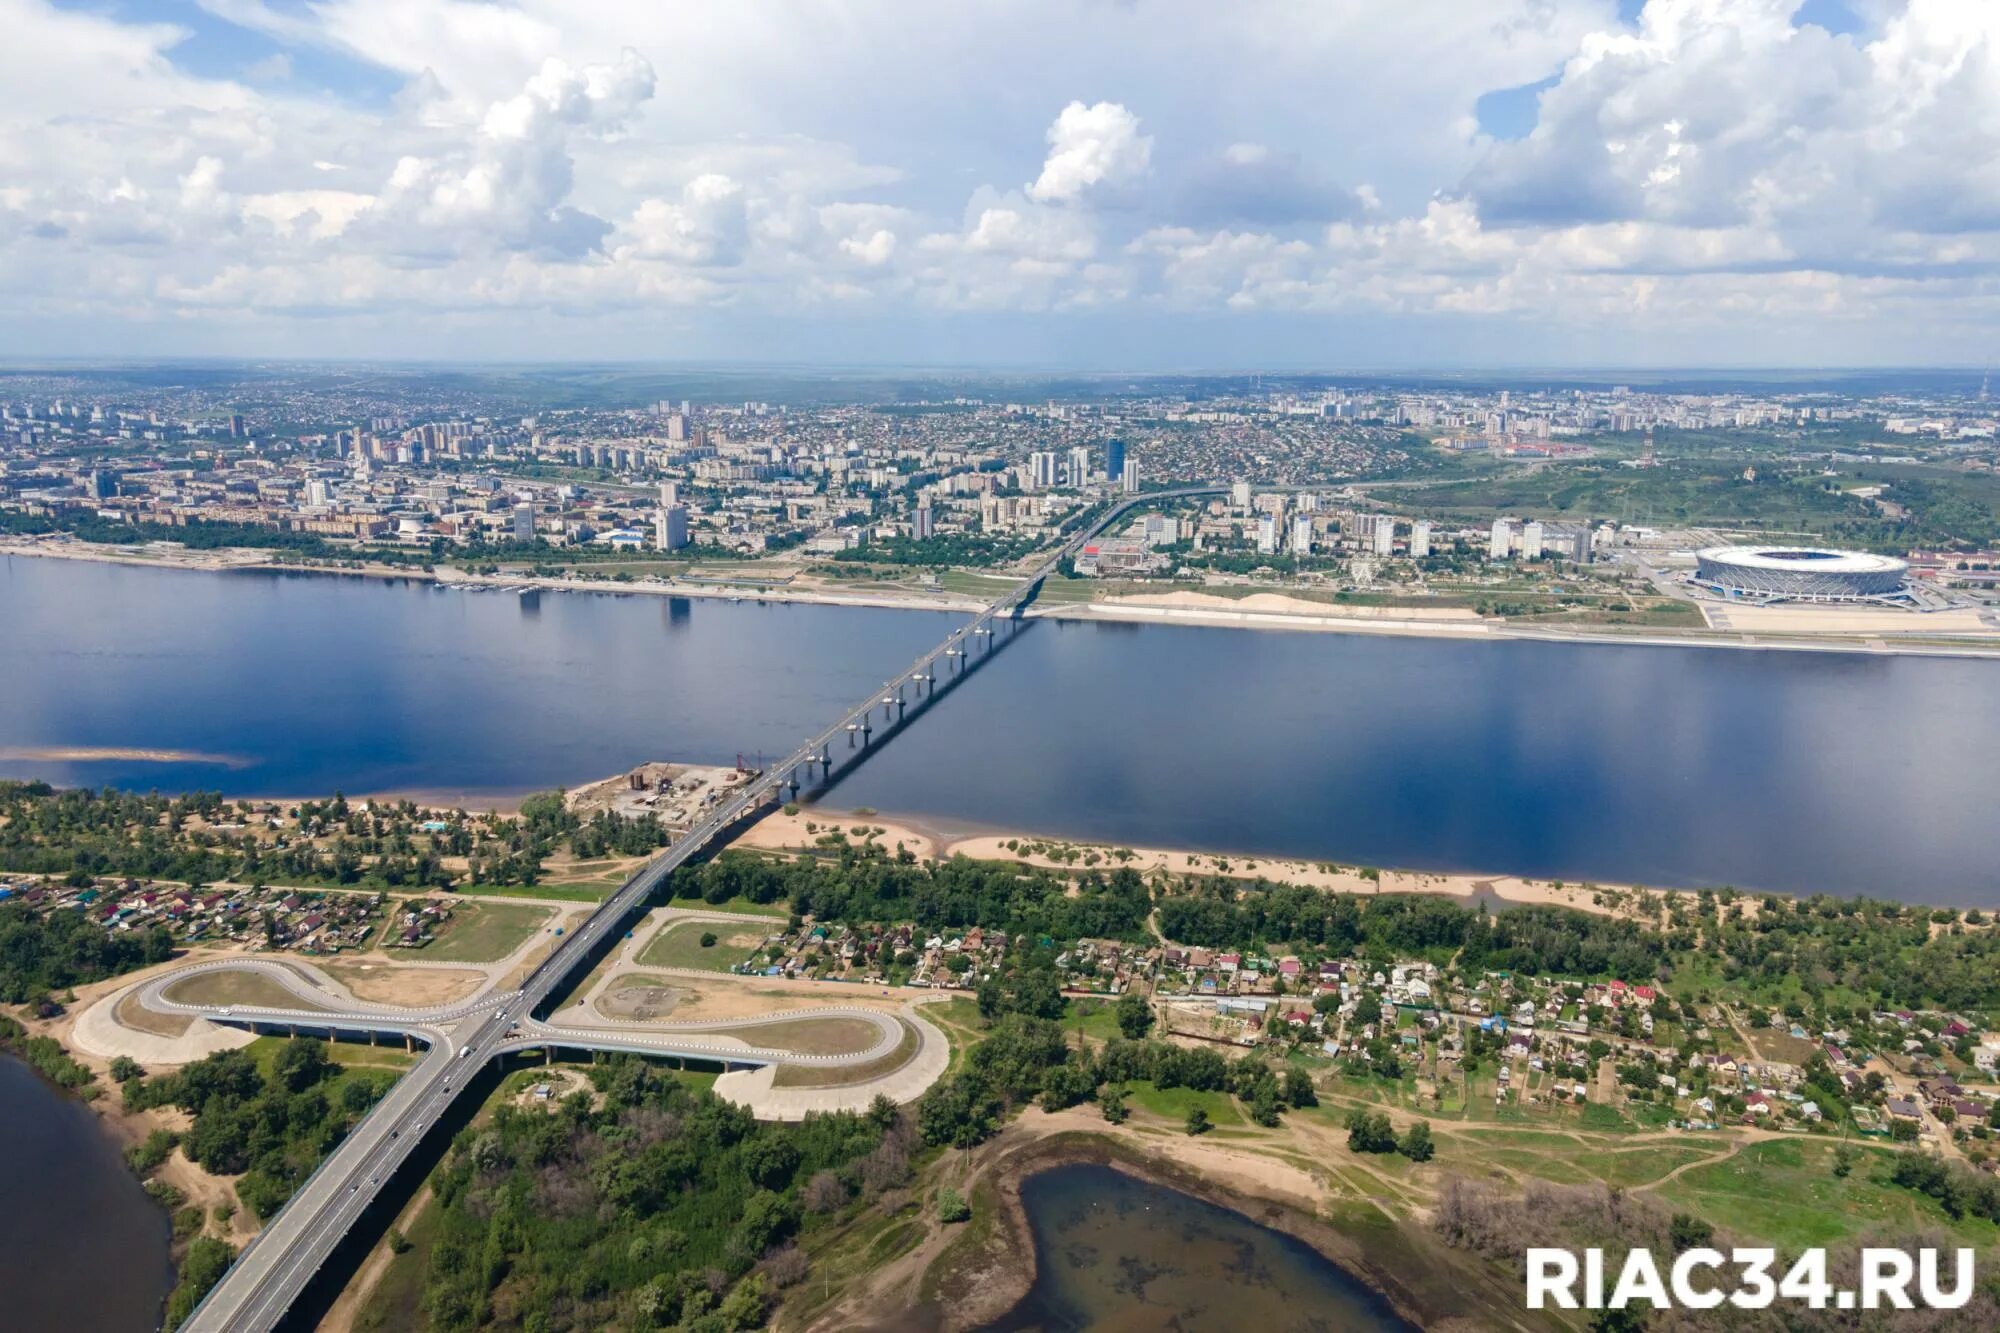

left=10, top=0, right=2000, bottom=367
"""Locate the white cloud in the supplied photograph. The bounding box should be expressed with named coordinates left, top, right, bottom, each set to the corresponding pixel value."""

left=9, top=0, right=2000, bottom=363
left=613, top=174, right=748, bottom=265
left=1027, top=101, right=1152, bottom=204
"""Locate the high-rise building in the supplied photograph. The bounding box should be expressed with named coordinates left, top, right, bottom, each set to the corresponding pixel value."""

left=656, top=505, right=690, bottom=551
left=1372, top=514, right=1395, bottom=557
left=1028, top=451, right=1058, bottom=490
left=660, top=480, right=679, bottom=509
left=1521, top=520, right=1545, bottom=560
left=1410, top=521, right=1432, bottom=558
left=667, top=414, right=688, bottom=443
left=1105, top=438, right=1126, bottom=481
left=913, top=500, right=935, bottom=541
left=228, top=413, right=247, bottom=438
left=1120, top=458, right=1140, bottom=494
left=1067, top=446, right=1092, bottom=487
left=512, top=503, right=536, bottom=543
left=1232, top=480, right=1252, bottom=511
left=1489, top=518, right=1514, bottom=560
left=87, top=469, right=118, bottom=500
left=1257, top=513, right=1279, bottom=555
left=1291, top=515, right=1314, bottom=554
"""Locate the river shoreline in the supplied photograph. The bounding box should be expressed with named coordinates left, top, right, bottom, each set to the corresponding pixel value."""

left=902, top=1130, right=1522, bottom=1333
left=9, top=535, right=2000, bottom=659
left=739, top=806, right=1771, bottom=921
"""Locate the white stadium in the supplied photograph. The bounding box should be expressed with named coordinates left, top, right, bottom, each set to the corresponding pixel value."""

left=1692, top=546, right=1910, bottom=604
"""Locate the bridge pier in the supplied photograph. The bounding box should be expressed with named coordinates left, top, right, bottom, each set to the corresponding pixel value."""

left=544, top=1046, right=552, bottom=1066
left=405, top=1033, right=414, bottom=1053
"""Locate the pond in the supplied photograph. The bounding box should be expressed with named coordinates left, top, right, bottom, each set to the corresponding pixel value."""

left=979, top=1163, right=1416, bottom=1332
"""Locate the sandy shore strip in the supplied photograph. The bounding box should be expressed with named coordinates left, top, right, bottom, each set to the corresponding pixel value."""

left=731, top=806, right=1649, bottom=919
left=1040, top=593, right=2000, bottom=655
left=0, top=745, right=253, bottom=768
left=11, top=538, right=2000, bottom=656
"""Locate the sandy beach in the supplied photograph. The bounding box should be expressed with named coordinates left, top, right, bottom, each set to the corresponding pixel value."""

left=730, top=806, right=1658, bottom=920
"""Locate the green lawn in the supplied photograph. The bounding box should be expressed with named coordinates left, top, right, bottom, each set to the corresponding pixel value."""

left=416, top=900, right=553, bottom=962
left=1123, top=1080, right=1244, bottom=1127
left=244, top=1034, right=415, bottom=1075
left=457, top=880, right=608, bottom=903
left=1656, top=1139, right=2000, bottom=1249
left=636, top=919, right=772, bottom=972
left=1067, top=999, right=1127, bottom=1044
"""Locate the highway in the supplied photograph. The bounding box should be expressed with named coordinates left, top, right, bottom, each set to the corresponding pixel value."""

left=179, top=486, right=1216, bottom=1332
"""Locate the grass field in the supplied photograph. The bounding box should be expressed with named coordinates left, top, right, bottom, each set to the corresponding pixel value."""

left=164, top=969, right=325, bottom=1011
left=352, top=1185, right=442, bottom=1333
left=1067, top=999, right=1126, bottom=1044
left=416, top=901, right=552, bottom=963
left=456, top=880, right=609, bottom=903
left=636, top=919, right=771, bottom=972
left=772, top=1018, right=922, bottom=1088
left=1655, top=1139, right=2000, bottom=1249
left=244, top=1034, right=415, bottom=1075
left=1123, top=1079, right=1244, bottom=1127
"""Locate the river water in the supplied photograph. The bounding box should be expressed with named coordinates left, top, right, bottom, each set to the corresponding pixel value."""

left=0, top=1055, right=175, bottom=1330
left=979, top=1163, right=1414, bottom=1332
left=5, top=555, right=2000, bottom=900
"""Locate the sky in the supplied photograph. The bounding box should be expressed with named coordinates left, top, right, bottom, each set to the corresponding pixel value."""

left=3, top=0, right=1998, bottom=369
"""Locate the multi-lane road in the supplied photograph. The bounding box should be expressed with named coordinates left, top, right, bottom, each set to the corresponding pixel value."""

left=177, top=486, right=1215, bottom=1332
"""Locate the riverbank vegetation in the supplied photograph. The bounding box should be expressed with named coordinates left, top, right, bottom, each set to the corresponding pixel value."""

left=409, top=1062, right=908, bottom=1330
left=668, top=841, right=2000, bottom=1014
left=123, top=1038, right=398, bottom=1221
left=0, top=779, right=669, bottom=895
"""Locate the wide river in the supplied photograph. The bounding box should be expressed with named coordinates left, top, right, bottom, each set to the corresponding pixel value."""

left=6, top=555, right=2000, bottom=901
left=0, top=1055, right=175, bottom=1329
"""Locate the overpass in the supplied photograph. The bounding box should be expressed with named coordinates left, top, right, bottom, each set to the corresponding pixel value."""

left=178, top=485, right=1218, bottom=1332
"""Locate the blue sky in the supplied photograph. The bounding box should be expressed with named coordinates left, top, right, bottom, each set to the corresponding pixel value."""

left=6, top=0, right=1997, bottom=368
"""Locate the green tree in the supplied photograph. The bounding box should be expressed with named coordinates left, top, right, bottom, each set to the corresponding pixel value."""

left=1398, top=1118, right=1435, bottom=1162
left=1115, top=991, right=1154, bottom=1039
left=1185, top=1106, right=1211, bottom=1136
left=1667, top=1212, right=1713, bottom=1252
left=1346, top=1108, right=1396, bottom=1154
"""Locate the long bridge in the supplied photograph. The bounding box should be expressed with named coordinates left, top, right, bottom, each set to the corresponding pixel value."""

left=177, top=485, right=1218, bottom=1332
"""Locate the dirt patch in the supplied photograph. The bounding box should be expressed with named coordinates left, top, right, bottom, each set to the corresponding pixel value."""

left=321, top=962, right=486, bottom=1008
left=641, top=979, right=907, bottom=1024
left=717, top=1016, right=882, bottom=1057
left=730, top=808, right=941, bottom=860
left=512, top=1068, right=594, bottom=1110
left=597, top=976, right=692, bottom=1021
